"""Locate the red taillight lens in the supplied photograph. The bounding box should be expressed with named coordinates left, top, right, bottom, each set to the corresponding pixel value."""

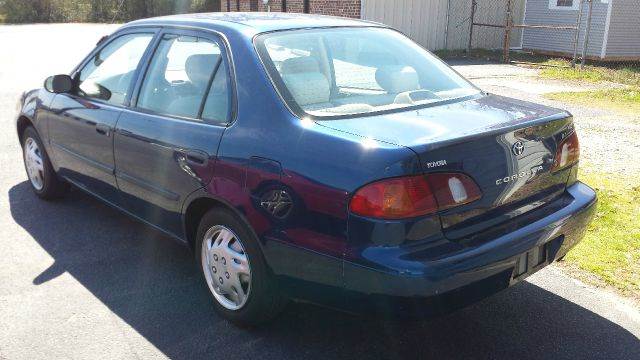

left=552, top=131, right=580, bottom=172
left=349, top=176, right=437, bottom=219
left=349, top=173, right=482, bottom=220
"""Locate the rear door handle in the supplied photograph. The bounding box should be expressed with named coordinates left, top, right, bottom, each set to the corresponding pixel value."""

left=184, top=150, right=208, bottom=165
left=96, top=124, right=111, bottom=137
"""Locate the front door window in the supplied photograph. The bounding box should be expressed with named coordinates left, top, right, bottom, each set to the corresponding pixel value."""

left=77, top=33, right=153, bottom=105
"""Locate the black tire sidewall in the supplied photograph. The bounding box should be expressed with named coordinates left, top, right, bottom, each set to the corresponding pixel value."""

left=195, top=207, right=283, bottom=326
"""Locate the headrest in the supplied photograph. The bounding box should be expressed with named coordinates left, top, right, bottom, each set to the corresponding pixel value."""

left=375, top=66, right=420, bottom=94
left=282, top=72, right=330, bottom=107
left=280, top=56, right=321, bottom=74
left=185, top=54, right=220, bottom=88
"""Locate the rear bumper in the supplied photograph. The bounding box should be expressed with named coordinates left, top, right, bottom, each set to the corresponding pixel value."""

left=341, top=181, right=596, bottom=315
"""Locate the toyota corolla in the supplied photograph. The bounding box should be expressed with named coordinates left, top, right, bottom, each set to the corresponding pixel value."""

left=16, top=13, right=597, bottom=325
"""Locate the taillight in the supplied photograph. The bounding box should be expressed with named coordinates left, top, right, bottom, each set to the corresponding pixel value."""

left=349, top=173, right=482, bottom=220
left=552, top=131, right=580, bottom=172
left=427, top=173, right=483, bottom=211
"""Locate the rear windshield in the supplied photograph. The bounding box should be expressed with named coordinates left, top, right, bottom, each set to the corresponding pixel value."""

left=255, top=27, right=480, bottom=119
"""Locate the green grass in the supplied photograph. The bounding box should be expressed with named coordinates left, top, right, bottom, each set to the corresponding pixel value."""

left=540, top=58, right=640, bottom=115
left=562, top=171, right=640, bottom=298
left=545, top=88, right=640, bottom=115
left=539, top=58, right=640, bottom=87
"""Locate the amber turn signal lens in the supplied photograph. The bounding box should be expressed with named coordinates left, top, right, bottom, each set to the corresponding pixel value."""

left=552, top=131, right=580, bottom=172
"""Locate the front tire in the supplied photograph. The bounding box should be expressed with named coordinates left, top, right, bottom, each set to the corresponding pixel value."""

left=21, top=126, right=68, bottom=200
left=196, top=208, right=286, bottom=326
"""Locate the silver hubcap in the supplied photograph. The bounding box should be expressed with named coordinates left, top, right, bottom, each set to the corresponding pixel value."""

left=201, top=225, right=251, bottom=310
left=24, top=137, right=44, bottom=191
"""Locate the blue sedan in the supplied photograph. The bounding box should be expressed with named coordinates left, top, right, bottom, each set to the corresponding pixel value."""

left=16, top=13, right=597, bottom=325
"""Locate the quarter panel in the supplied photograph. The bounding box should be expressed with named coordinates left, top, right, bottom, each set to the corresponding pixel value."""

left=204, top=31, right=422, bottom=289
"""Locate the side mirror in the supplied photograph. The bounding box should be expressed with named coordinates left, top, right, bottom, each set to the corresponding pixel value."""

left=44, top=74, right=73, bottom=94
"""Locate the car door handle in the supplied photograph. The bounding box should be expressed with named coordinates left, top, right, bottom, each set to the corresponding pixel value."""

left=184, top=151, right=208, bottom=165
left=95, top=124, right=111, bottom=137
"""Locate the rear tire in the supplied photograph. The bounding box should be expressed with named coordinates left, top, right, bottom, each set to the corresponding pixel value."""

left=196, top=207, right=286, bottom=326
left=21, top=126, right=68, bottom=200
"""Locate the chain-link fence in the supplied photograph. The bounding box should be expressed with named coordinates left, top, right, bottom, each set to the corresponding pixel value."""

left=467, top=0, right=640, bottom=67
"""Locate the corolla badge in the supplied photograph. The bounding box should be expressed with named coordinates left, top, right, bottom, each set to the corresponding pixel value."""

left=496, top=165, right=544, bottom=185
left=512, top=141, right=525, bottom=156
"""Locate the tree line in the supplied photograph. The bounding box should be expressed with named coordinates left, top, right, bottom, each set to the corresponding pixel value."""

left=0, top=0, right=222, bottom=23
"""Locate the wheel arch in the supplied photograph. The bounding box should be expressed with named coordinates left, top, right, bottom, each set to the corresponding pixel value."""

left=182, top=193, right=258, bottom=253
left=16, top=115, right=35, bottom=144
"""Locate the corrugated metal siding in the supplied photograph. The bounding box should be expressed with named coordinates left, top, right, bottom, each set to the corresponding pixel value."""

left=522, top=0, right=608, bottom=58
left=604, top=0, right=640, bottom=58
left=362, top=0, right=526, bottom=50
left=361, top=0, right=450, bottom=50
left=445, top=0, right=474, bottom=49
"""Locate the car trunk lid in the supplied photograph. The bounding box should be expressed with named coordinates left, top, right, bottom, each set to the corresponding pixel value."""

left=318, top=94, right=575, bottom=240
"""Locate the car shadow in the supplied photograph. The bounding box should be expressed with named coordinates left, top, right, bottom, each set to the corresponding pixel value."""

left=8, top=181, right=640, bottom=360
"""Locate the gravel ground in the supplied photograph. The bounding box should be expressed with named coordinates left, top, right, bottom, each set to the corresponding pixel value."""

left=1, top=24, right=639, bottom=360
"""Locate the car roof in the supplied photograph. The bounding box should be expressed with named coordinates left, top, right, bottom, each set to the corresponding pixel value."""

left=124, top=12, right=386, bottom=36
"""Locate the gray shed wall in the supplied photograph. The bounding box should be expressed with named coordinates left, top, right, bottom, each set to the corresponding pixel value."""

left=523, top=0, right=609, bottom=58
left=604, top=0, right=640, bottom=59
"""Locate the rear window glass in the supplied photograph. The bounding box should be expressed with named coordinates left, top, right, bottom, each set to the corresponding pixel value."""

left=255, top=27, right=480, bottom=119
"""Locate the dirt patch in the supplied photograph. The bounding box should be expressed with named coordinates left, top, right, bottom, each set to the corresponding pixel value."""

left=558, top=261, right=640, bottom=307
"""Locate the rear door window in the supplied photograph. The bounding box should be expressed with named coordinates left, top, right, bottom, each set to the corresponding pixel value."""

left=137, top=33, right=231, bottom=125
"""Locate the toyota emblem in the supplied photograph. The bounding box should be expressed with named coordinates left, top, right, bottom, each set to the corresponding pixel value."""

left=512, top=141, right=525, bottom=156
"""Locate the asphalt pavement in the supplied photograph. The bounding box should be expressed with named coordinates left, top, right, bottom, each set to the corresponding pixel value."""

left=1, top=24, right=639, bottom=360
